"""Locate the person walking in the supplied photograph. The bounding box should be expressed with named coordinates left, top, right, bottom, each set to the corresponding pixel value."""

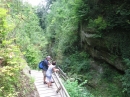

left=42, top=56, right=51, bottom=84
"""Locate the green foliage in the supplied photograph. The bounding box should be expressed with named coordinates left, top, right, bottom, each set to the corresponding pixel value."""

left=101, top=63, right=119, bottom=82
left=93, top=82, right=124, bottom=97
left=0, top=39, right=27, bottom=97
left=122, top=59, right=130, bottom=97
left=0, top=8, right=7, bottom=18
left=0, top=1, right=40, bottom=96
left=42, top=0, right=83, bottom=59
left=105, top=1, right=130, bottom=30
left=119, top=33, right=130, bottom=59
left=0, top=66, right=21, bottom=97
left=88, top=16, right=107, bottom=32
left=64, top=80, right=94, bottom=97
left=24, top=45, right=42, bottom=69
left=60, top=51, right=90, bottom=74
left=122, top=69, right=130, bottom=96
left=99, top=0, right=130, bottom=59
left=7, top=1, right=48, bottom=68
left=89, top=62, right=124, bottom=97
left=103, top=32, right=130, bottom=58
left=0, top=8, right=10, bottom=40
left=28, top=0, right=130, bottom=97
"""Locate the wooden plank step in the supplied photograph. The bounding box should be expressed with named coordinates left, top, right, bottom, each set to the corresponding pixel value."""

left=31, top=70, right=61, bottom=97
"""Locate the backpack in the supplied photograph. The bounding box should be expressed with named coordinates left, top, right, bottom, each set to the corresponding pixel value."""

left=39, top=61, right=44, bottom=69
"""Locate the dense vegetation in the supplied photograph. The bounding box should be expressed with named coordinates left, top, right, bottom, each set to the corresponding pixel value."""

left=0, top=0, right=42, bottom=96
left=1, top=0, right=130, bottom=97
left=37, top=0, right=130, bottom=97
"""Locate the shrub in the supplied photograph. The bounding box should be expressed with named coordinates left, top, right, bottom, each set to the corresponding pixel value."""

left=64, top=80, right=94, bottom=97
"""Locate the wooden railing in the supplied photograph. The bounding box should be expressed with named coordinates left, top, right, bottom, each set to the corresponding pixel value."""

left=52, top=67, right=70, bottom=97
left=57, top=67, right=68, bottom=80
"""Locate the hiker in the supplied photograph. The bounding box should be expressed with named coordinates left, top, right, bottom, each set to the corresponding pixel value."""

left=46, top=61, right=59, bottom=88
left=42, top=56, right=51, bottom=84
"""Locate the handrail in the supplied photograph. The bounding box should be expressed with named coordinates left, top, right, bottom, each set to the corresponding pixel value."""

left=52, top=67, right=70, bottom=97
left=57, top=67, right=68, bottom=80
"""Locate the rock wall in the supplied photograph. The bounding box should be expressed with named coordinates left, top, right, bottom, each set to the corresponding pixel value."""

left=80, top=26, right=127, bottom=72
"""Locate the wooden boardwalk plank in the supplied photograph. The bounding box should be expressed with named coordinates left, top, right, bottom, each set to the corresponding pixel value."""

left=31, top=70, right=61, bottom=97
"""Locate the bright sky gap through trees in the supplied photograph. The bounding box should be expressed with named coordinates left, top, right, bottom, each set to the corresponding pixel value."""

left=23, top=0, right=46, bottom=6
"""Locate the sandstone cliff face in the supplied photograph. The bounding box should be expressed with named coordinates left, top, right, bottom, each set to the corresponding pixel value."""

left=80, top=26, right=127, bottom=72
left=79, top=26, right=125, bottom=96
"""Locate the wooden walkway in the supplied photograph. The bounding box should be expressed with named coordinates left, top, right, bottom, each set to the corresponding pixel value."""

left=31, top=70, right=61, bottom=97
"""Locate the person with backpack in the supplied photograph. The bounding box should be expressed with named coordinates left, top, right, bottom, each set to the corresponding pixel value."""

left=41, top=56, right=51, bottom=84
